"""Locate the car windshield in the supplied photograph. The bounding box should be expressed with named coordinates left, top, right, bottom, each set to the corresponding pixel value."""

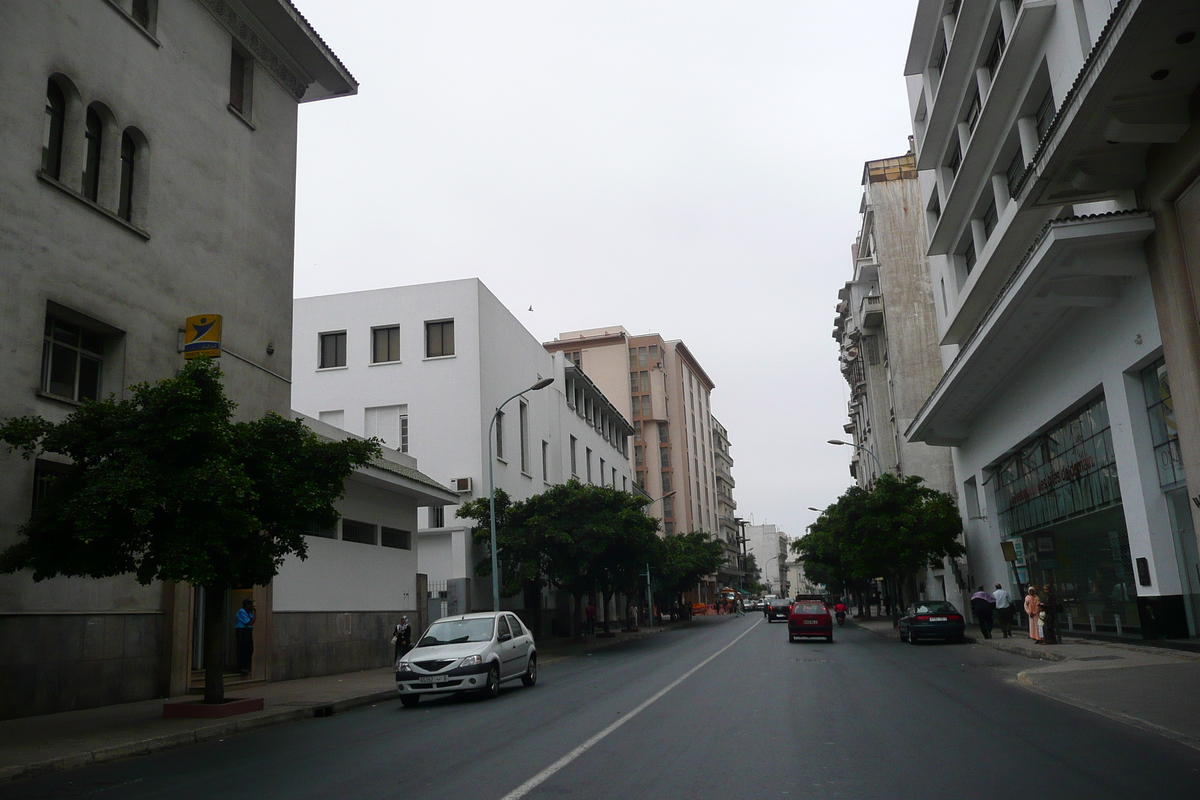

left=417, top=618, right=494, bottom=646
left=792, top=601, right=826, bottom=614
left=913, top=602, right=957, bottom=614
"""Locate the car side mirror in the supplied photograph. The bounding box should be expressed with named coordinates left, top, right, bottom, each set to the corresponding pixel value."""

left=498, top=632, right=512, bottom=642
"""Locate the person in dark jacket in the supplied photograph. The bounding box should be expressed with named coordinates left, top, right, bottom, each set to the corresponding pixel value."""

left=1041, top=585, right=1060, bottom=645
left=393, top=616, right=412, bottom=662
left=969, top=586, right=996, bottom=639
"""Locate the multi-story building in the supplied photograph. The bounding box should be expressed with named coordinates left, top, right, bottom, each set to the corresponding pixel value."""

left=0, top=0, right=357, bottom=717
left=833, top=147, right=963, bottom=610
left=903, top=0, right=1200, bottom=637
left=544, top=327, right=723, bottom=603
left=712, top=417, right=742, bottom=590
left=744, top=523, right=789, bottom=598
left=292, top=279, right=635, bottom=629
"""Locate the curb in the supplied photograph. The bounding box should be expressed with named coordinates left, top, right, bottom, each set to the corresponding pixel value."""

left=0, top=689, right=399, bottom=783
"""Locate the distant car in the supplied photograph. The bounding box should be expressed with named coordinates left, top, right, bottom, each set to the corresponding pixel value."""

left=765, top=599, right=792, bottom=622
left=788, top=599, right=833, bottom=642
left=395, top=612, right=536, bottom=707
left=750, top=599, right=764, bottom=611
left=898, top=600, right=966, bottom=644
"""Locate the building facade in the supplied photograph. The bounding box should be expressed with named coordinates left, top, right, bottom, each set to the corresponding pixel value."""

left=0, top=0, right=356, bottom=717
left=292, top=279, right=635, bottom=627
left=833, top=148, right=963, bottom=611
left=712, top=417, right=743, bottom=590
left=903, top=0, right=1200, bottom=637
left=744, top=523, right=790, bottom=598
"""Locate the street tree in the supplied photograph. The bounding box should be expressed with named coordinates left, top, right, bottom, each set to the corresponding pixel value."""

left=656, top=531, right=727, bottom=612
left=0, top=359, right=379, bottom=703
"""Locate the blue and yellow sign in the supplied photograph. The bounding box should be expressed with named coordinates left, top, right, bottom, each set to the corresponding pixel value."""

left=183, top=314, right=222, bottom=359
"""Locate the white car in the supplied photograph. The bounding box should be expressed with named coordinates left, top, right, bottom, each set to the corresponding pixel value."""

left=395, top=611, right=537, bottom=707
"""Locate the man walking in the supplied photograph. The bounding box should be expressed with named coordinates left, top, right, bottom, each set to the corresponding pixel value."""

left=969, top=586, right=995, bottom=639
left=235, top=598, right=255, bottom=676
left=585, top=600, right=596, bottom=635
left=992, top=583, right=1014, bottom=638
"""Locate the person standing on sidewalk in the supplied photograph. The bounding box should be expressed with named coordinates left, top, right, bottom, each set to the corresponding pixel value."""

left=1024, top=585, right=1041, bottom=641
left=585, top=601, right=596, bottom=635
left=970, top=586, right=996, bottom=639
left=392, top=616, right=412, bottom=663
left=1041, top=584, right=1061, bottom=645
left=993, top=583, right=1014, bottom=638
left=235, top=598, right=255, bottom=676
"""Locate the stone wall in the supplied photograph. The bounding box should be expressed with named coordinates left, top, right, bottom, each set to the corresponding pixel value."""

left=270, top=610, right=417, bottom=682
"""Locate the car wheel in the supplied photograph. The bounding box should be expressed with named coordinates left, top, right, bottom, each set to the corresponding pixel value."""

left=521, top=654, right=538, bottom=687
left=400, top=694, right=419, bottom=708
left=480, top=665, right=500, bottom=699
left=909, top=631, right=919, bottom=645
left=826, top=634, right=834, bottom=643
left=788, top=633, right=795, bottom=642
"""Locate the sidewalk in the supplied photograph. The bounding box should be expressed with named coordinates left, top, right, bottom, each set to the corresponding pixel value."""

left=851, top=616, right=1200, bottom=750
left=0, top=621, right=686, bottom=783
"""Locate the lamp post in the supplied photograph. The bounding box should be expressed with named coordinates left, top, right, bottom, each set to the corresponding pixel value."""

left=827, top=439, right=885, bottom=481
left=488, top=377, right=555, bottom=612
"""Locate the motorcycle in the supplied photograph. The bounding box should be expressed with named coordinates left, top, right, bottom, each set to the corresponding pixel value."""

left=834, top=609, right=846, bottom=627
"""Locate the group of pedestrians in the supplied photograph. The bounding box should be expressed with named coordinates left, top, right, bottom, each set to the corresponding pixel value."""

left=967, top=582, right=1061, bottom=644
left=968, top=583, right=1015, bottom=639
left=1024, top=584, right=1061, bottom=645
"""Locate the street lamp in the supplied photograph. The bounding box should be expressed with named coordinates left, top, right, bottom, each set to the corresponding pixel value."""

left=827, top=439, right=885, bottom=479
left=488, top=376, right=555, bottom=611
left=807, top=507, right=822, bottom=512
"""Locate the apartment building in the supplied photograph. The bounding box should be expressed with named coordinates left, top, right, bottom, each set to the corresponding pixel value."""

left=292, top=280, right=635, bottom=627
left=903, top=0, right=1200, bottom=637
left=744, top=523, right=789, bottom=598
left=0, top=0, right=357, bottom=717
left=712, top=418, right=742, bottom=590
left=833, top=147, right=963, bottom=610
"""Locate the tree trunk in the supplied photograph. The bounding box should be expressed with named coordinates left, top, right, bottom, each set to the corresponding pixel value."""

left=573, top=592, right=585, bottom=639
left=203, top=584, right=227, bottom=705
left=602, top=590, right=613, bottom=634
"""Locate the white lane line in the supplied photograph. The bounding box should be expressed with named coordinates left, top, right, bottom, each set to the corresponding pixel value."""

left=498, top=618, right=763, bottom=800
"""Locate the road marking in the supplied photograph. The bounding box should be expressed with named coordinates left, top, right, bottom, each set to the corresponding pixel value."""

left=498, top=619, right=762, bottom=800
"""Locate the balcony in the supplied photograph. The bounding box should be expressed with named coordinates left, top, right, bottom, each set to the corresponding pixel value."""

left=859, top=294, right=884, bottom=328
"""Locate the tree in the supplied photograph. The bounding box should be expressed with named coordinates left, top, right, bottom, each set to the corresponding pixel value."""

left=656, top=532, right=727, bottom=611
left=0, top=359, right=379, bottom=703
left=792, top=473, right=964, bottom=618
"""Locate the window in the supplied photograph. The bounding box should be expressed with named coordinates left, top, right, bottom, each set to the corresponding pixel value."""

left=984, top=27, right=1006, bottom=77
left=1143, top=359, right=1184, bottom=488
left=982, top=201, right=998, bottom=238
left=372, top=326, right=400, bottom=363
left=229, top=45, right=253, bottom=117
left=635, top=445, right=644, bottom=466
left=947, top=141, right=962, bottom=176
left=963, top=241, right=977, bottom=275
left=965, top=91, right=981, bottom=133
left=665, top=521, right=675, bottom=536
left=660, top=448, right=670, bottom=469
left=570, top=436, right=578, bottom=475
left=519, top=401, right=529, bottom=473
left=118, top=132, right=135, bottom=221
left=42, top=316, right=105, bottom=402
left=612, top=467, right=617, bottom=487
left=565, top=350, right=581, bottom=366
left=42, top=79, right=65, bottom=179
left=636, top=470, right=645, bottom=488
left=930, top=36, right=947, bottom=70
left=542, top=440, right=549, bottom=481
left=365, top=405, right=407, bottom=452
left=495, top=410, right=505, bottom=460
left=600, top=458, right=606, bottom=485
left=662, top=497, right=674, bottom=518
left=659, top=423, right=669, bottom=444
left=1006, top=147, right=1026, bottom=196
left=32, top=459, right=73, bottom=510
left=1035, top=90, right=1055, bottom=140
left=430, top=506, right=445, bottom=528
left=131, top=0, right=152, bottom=28
left=381, top=527, right=412, bottom=550
left=303, top=518, right=337, bottom=539
left=319, top=331, right=346, bottom=368
left=425, top=320, right=454, bottom=357
left=586, top=448, right=593, bottom=483
left=400, top=413, right=408, bottom=453
left=82, top=107, right=102, bottom=202
left=341, top=519, right=377, bottom=545
left=661, top=472, right=672, bottom=492
left=928, top=192, right=941, bottom=225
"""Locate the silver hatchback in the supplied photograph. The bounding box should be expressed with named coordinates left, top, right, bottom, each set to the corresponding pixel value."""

left=395, top=612, right=537, bottom=707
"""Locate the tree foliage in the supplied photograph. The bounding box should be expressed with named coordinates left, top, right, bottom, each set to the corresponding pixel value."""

left=792, top=473, right=964, bottom=600
left=656, top=531, right=727, bottom=605
left=0, top=359, right=379, bottom=701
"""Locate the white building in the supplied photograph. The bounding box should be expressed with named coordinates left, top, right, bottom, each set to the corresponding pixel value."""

left=903, top=0, right=1194, bottom=637
left=292, top=279, right=635, bottom=629
left=744, top=523, right=789, bottom=597
left=0, top=0, right=356, bottom=717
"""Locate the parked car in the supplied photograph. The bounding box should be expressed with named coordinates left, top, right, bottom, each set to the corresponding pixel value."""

left=788, top=599, right=833, bottom=642
left=395, top=612, right=536, bottom=707
left=765, top=598, right=792, bottom=622
left=898, top=600, right=966, bottom=644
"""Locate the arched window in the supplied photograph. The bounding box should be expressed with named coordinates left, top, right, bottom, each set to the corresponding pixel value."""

left=118, top=132, right=135, bottom=220
left=83, top=107, right=102, bottom=201
left=42, top=79, right=66, bottom=179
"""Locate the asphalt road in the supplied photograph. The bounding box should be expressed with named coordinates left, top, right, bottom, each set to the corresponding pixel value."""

left=5, top=615, right=1200, bottom=799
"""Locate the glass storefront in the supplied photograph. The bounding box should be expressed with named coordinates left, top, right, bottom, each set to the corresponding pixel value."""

left=993, top=395, right=1139, bottom=634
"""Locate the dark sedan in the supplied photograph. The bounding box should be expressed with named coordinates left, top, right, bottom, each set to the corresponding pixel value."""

left=765, top=599, right=792, bottom=622
left=898, top=600, right=966, bottom=644
left=788, top=599, right=833, bottom=642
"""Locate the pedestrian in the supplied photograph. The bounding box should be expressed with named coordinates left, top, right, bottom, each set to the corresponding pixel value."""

left=1041, top=584, right=1060, bottom=645
left=392, top=615, right=412, bottom=663
left=1024, top=585, right=1041, bottom=642
left=970, top=585, right=996, bottom=639
left=235, top=598, right=255, bottom=676
left=736, top=598, right=745, bottom=617
left=992, top=583, right=1014, bottom=638
left=585, top=600, right=596, bottom=635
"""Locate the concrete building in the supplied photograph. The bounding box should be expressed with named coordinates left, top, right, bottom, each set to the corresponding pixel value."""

left=712, top=417, right=743, bottom=591
left=292, top=279, right=635, bottom=631
left=544, top=327, right=724, bottom=604
left=833, top=148, right=964, bottom=611
left=903, top=0, right=1200, bottom=637
left=744, top=523, right=789, bottom=598
left=0, top=0, right=357, bottom=717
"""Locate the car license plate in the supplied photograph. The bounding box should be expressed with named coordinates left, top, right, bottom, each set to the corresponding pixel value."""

left=803, top=619, right=818, bottom=624
left=930, top=616, right=948, bottom=622
left=417, top=675, right=448, bottom=684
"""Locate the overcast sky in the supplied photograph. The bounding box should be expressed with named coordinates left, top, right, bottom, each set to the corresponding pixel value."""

left=292, top=1, right=920, bottom=542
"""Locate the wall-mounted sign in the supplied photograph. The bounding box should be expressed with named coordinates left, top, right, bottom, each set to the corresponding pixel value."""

left=183, top=314, right=222, bottom=359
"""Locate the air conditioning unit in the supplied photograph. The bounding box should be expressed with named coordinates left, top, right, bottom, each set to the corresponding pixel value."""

left=452, top=477, right=473, bottom=493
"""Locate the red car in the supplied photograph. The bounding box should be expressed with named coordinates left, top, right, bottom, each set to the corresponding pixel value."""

left=788, top=599, right=833, bottom=643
